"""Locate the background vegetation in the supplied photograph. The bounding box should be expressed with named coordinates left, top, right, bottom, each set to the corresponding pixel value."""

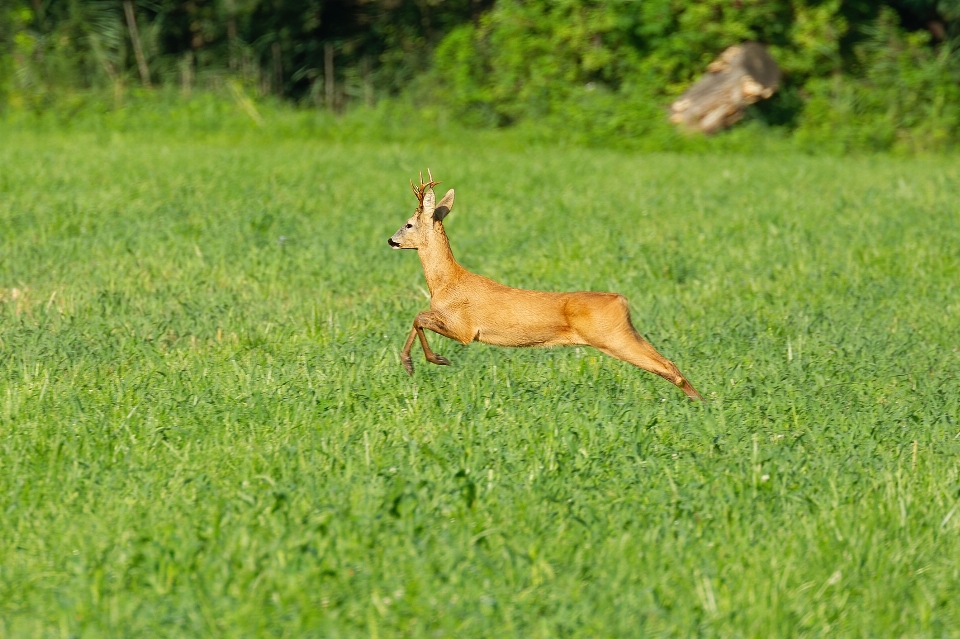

left=2, top=0, right=960, bottom=151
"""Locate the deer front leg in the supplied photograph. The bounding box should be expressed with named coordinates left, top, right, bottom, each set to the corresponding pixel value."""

left=400, top=326, right=419, bottom=375
left=400, top=311, right=454, bottom=376
left=415, top=311, right=453, bottom=367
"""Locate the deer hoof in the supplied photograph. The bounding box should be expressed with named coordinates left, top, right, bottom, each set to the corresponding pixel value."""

left=429, top=355, right=451, bottom=366
left=402, top=356, right=414, bottom=376
left=680, top=380, right=703, bottom=401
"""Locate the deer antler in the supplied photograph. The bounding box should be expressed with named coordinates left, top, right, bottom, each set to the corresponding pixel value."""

left=410, top=169, right=441, bottom=211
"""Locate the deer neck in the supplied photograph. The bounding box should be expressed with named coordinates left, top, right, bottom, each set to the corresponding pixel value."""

left=418, top=226, right=461, bottom=296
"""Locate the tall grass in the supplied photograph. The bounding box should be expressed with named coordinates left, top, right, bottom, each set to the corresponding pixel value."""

left=1, top=87, right=806, bottom=156
left=1, top=127, right=958, bottom=637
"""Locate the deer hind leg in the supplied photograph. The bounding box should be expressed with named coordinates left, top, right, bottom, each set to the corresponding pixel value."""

left=573, top=296, right=703, bottom=400
left=597, top=331, right=703, bottom=400
left=400, top=311, right=454, bottom=376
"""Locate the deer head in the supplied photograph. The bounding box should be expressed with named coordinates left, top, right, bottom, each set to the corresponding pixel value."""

left=388, top=169, right=455, bottom=250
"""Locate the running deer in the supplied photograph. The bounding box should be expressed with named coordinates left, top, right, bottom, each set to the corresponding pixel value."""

left=388, top=171, right=703, bottom=400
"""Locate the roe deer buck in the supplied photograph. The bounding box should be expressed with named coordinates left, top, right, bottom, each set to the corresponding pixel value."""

left=388, top=171, right=703, bottom=400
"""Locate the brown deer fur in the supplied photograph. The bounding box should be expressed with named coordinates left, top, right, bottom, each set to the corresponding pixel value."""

left=388, top=171, right=703, bottom=400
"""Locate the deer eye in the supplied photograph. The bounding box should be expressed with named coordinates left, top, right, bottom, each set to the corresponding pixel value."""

left=405, top=223, right=413, bottom=229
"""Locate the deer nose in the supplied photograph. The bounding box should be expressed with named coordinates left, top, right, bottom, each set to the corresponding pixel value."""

left=388, top=238, right=400, bottom=248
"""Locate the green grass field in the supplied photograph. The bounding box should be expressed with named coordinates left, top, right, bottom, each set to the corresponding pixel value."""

left=1, top=128, right=959, bottom=637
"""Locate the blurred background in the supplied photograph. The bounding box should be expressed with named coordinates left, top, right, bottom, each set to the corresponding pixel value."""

left=1, top=0, right=959, bottom=151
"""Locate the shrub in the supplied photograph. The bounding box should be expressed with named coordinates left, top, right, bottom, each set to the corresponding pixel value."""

left=795, top=9, right=960, bottom=153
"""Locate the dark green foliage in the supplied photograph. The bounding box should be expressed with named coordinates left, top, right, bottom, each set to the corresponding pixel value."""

left=0, top=0, right=491, bottom=106
left=2, top=0, right=960, bottom=148
left=430, top=0, right=960, bottom=149
left=796, top=8, right=960, bottom=152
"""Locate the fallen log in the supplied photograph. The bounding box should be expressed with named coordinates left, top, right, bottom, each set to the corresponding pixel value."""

left=670, top=43, right=780, bottom=134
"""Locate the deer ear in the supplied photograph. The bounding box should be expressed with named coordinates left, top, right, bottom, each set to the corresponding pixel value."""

left=434, top=189, right=455, bottom=221
left=421, top=187, right=436, bottom=218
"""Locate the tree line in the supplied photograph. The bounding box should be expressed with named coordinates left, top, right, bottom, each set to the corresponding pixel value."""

left=2, top=1, right=959, bottom=150
left=0, top=1, right=491, bottom=105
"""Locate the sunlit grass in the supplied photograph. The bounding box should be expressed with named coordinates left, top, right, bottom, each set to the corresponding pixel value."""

left=1, top=129, right=959, bottom=637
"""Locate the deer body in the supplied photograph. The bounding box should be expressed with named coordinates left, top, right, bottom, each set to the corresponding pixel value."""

left=390, top=172, right=702, bottom=400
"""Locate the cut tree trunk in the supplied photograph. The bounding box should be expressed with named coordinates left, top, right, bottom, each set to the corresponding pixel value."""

left=670, top=42, right=779, bottom=134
